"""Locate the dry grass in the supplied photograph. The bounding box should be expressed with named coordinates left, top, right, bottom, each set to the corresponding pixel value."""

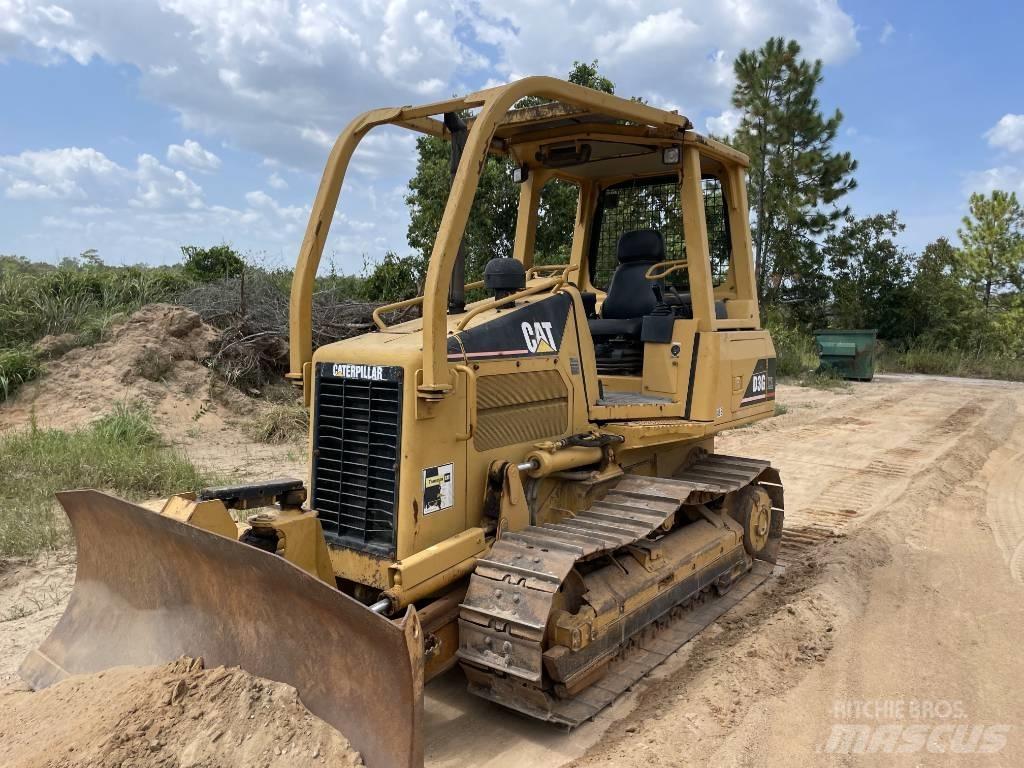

left=245, top=400, right=309, bottom=444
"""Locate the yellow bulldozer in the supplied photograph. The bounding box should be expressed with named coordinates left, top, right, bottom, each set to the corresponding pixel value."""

left=22, top=77, right=784, bottom=768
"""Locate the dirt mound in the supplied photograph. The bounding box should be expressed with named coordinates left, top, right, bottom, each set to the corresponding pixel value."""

left=0, top=657, right=362, bottom=768
left=1, top=304, right=225, bottom=432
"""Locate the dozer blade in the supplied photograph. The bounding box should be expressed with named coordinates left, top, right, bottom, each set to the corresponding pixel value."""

left=19, top=490, right=423, bottom=768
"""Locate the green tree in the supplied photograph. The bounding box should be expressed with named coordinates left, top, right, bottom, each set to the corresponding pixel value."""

left=902, top=237, right=975, bottom=345
left=824, top=212, right=912, bottom=338
left=79, top=248, right=103, bottom=267
left=729, top=37, right=857, bottom=307
left=956, top=190, right=1024, bottom=309
left=405, top=132, right=519, bottom=280
left=361, top=251, right=425, bottom=302
left=180, top=244, right=245, bottom=282
left=404, top=61, right=617, bottom=279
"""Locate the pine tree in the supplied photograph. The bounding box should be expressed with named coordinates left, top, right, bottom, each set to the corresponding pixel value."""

left=956, top=190, right=1024, bottom=309
left=729, top=37, right=857, bottom=308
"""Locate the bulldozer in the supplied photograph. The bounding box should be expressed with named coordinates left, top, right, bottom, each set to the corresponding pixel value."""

left=21, top=77, right=784, bottom=768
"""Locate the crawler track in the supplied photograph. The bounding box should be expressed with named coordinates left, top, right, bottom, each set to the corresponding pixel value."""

left=458, top=454, right=783, bottom=725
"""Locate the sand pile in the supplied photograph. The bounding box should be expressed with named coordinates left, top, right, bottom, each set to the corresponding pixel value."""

left=0, top=657, right=363, bottom=768
left=0, top=303, right=244, bottom=432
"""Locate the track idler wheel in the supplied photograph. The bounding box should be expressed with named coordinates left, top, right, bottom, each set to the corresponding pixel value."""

left=732, top=486, right=773, bottom=557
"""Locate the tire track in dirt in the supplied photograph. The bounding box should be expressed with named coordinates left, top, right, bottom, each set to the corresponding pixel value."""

left=723, top=386, right=993, bottom=569
left=983, top=396, right=1024, bottom=585
left=570, top=379, right=1020, bottom=768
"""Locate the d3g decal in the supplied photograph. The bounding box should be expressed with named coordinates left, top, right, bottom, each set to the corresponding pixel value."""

left=740, top=358, right=777, bottom=406
left=447, top=293, right=571, bottom=362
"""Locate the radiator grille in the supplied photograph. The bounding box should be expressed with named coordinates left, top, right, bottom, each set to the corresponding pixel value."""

left=475, top=370, right=568, bottom=451
left=311, top=363, right=402, bottom=556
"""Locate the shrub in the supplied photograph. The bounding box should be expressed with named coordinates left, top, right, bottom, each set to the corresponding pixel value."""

left=798, top=366, right=850, bottom=391
left=0, top=261, right=193, bottom=350
left=181, top=244, right=246, bottom=283
left=764, top=310, right=819, bottom=377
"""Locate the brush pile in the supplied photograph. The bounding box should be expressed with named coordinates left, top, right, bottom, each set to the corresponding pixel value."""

left=178, top=274, right=390, bottom=389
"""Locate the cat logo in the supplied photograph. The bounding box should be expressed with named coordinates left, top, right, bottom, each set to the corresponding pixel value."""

left=521, top=321, right=558, bottom=354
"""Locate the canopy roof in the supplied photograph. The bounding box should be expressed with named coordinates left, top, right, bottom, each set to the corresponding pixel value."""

left=380, top=77, right=748, bottom=174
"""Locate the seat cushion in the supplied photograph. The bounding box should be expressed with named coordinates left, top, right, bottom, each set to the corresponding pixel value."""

left=617, top=229, right=665, bottom=263
left=600, top=229, right=664, bottom=320
left=600, top=262, right=659, bottom=319
left=588, top=317, right=643, bottom=338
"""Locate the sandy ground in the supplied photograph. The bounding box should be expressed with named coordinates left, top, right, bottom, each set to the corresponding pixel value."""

left=2, top=373, right=1022, bottom=766
left=2, top=657, right=363, bottom=767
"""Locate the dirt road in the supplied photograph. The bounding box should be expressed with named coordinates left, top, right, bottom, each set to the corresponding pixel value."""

left=3, top=373, right=1022, bottom=766
left=425, top=373, right=1024, bottom=767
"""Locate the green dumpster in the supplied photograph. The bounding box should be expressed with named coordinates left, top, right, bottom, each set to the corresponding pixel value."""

left=814, top=329, right=878, bottom=381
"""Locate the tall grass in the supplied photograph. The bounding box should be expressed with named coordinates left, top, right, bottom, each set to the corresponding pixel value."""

left=0, top=263, right=194, bottom=349
left=0, top=404, right=215, bottom=556
left=0, top=260, right=195, bottom=402
left=877, top=343, right=1024, bottom=382
left=764, top=314, right=819, bottom=377
left=0, top=347, right=41, bottom=401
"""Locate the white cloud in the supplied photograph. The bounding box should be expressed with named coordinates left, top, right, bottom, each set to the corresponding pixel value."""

left=985, top=114, right=1024, bottom=154
left=1, top=0, right=487, bottom=171
left=879, top=22, right=894, bottom=44
left=0, top=0, right=105, bottom=65
left=133, top=153, right=203, bottom=209
left=245, top=189, right=306, bottom=224
left=0, top=147, right=121, bottom=199
left=0, top=0, right=862, bottom=267
left=597, top=9, right=699, bottom=56
left=167, top=139, right=222, bottom=172
left=299, top=126, right=334, bottom=151
left=71, top=204, right=114, bottom=215
left=480, top=1, right=857, bottom=108
left=0, top=146, right=206, bottom=211
left=0, top=0, right=858, bottom=172
left=963, top=165, right=1024, bottom=196
left=964, top=114, right=1024, bottom=201
left=706, top=108, right=743, bottom=137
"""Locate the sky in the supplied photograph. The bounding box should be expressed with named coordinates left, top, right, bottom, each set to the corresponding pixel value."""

left=1, top=0, right=1022, bottom=274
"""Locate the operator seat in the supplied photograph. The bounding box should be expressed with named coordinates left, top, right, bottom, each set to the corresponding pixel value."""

left=587, top=228, right=663, bottom=339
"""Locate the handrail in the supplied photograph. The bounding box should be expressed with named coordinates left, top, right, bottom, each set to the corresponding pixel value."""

left=645, top=259, right=688, bottom=281
left=452, top=365, right=477, bottom=441
left=372, top=280, right=486, bottom=331
left=455, top=277, right=563, bottom=332
left=526, top=263, right=578, bottom=281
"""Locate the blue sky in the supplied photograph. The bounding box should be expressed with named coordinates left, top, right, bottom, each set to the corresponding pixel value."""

left=1, top=0, right=1022, bottom=273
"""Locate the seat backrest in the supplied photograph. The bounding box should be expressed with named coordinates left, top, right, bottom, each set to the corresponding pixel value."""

left=600, top=229, right=664, bottom=320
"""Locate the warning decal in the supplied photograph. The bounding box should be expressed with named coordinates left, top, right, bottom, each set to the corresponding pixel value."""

left=422, top=463, right=454, bottom=515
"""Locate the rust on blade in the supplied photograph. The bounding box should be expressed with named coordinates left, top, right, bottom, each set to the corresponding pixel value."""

left=19, top=489, right=423, bottom=768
